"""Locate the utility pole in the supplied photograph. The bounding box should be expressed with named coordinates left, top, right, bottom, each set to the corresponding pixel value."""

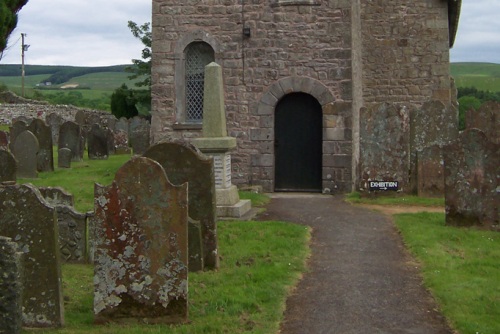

left=21, top=33, right=29, bottom=97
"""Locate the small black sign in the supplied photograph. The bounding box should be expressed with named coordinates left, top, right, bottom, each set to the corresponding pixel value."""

left=369, top=181, right=399, bottom=191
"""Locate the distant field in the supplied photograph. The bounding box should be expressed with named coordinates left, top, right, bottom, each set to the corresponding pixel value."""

left=451, top=62, right=500, bottom=92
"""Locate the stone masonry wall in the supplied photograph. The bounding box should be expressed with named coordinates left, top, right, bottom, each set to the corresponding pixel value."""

left=152, top=0, right=353, bottom=191
left=360, top=0, right=451, bottom=106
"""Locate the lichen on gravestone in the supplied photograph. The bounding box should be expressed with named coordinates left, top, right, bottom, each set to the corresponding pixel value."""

left=93, top=157, right=189, bottom=324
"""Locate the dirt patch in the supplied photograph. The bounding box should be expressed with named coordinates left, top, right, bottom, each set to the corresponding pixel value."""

left=356, top=204, right=445, bottom=216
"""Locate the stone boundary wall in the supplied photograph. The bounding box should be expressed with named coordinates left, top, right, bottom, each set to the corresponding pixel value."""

left=0, top=102, right=109, bottom=126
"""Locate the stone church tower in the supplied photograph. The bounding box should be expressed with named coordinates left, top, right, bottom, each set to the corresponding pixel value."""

left=151, top=0, right=461, bottom=193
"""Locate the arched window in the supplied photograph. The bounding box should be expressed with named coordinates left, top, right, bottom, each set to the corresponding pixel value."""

left=184, top=42, right=215, bottom=123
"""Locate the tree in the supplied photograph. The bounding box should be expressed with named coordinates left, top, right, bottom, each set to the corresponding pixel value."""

left=457, top=95, right=481, bottom=131
left=124, top=21, right=151, bottom=115
left=0, top=0, right=28, bottom=57
left=110, top=84, right=139, bottom=119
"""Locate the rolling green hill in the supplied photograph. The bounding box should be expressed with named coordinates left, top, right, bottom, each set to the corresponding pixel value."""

left=451, top=62, right=500, bottom=92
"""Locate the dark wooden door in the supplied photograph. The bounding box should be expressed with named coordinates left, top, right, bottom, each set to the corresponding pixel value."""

left=275, top=93, right=322, bottom=192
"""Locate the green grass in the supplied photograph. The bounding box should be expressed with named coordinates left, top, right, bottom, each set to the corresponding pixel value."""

left=239, top=191, right=271, bottom=207
left=451, top=62, right=500, bottom=92
left=395, top=213, right=500, bottom=334
left=19, top=153, right=132, bottom=212
left=23, top=222, right=310, bottom=334
left=345, top=191, right=444, bottom=207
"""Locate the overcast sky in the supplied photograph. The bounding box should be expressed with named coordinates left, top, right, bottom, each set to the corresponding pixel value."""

left=1, top=0, right=499, bottom=66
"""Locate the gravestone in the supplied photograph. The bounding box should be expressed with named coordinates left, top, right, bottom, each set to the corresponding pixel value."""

left=59, top=121, right=83, bottom=162
left=13, top=130, right=39, bottom=179
left=74, top=110, right=86, bottom=125
left=0, top=130, right=9, bottom=149
left=8, top=120, right=28, bottom=152
left=416, top=145, right=445, bottom=198
left=359, top=103, right=410, bottom=192
left=129, top=116, right=150, bottom=155
left=102, top=114, right=117, bottom=131
left=410, top=100, right=458, bottom=194
left=444, top=129, right=500, bottom=231
left=466, top=101, right=500, bottom=144
left=0, top=184, right=64, bottom=328
left=144, top=141, right=218, bottom=270
left=12, top=115, right=32, bottom=125
left=56, top=206, right=88, bottom=263
left=106, top=128, right=116, bottom=155
left=0, top=149, right=17, bottom=183
left=58, top=148, right=72, bottom=168
left=87, top=124, right=109, bottom=160
left=93, top=157, right=188, bottom=324
left=115, top=117, right=129, bottom=134
left=39, top=186, right=74, bottom=207
left=113, top=130, right=131, bottom=155
left=28, top=119, right=54, bottom=172
left=0, top=236, right=23, bottom=334
left=38, top=187, right=88, bottom=262
left=46, top=112, right=63, bottom=144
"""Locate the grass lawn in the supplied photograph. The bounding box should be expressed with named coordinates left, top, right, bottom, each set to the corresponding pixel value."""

left=395, top=213, right=500, bottom=334
left=18, top=153, right=311, bottom=333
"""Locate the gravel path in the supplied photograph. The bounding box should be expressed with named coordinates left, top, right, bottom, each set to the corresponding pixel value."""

left=256, top=193, right=454, bottom=334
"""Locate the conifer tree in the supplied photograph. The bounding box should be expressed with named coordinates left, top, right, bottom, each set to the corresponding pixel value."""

left=0, top=0, right=28, bottom=56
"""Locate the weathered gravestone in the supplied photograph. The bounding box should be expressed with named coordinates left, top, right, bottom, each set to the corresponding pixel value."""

left=0, top=130, right=9, bottom=149
left=115, top=117, right=129, bottom=134
left=46, top=112, right=63, bottom=144
left=0, top=236, right=23, bottom=334
left=113, top=130, right=131, bottom=155
left=466, top=101, right=500, bottom=144
left=129, top=116, right=150, bottom=155
left=93, top=157, right=188, bottom=324
left=12, top=115, right=32, bottom=125
left=58, top=148, right=72, bottom=168
left=74, top=110, right=86, bottom=125
left=38, top=186, right=74, bottom=207
left=359, top=103, right=410, bottom=191
left=0, top=184, right=64, bottom=327
left=144, top=141, right=218, bottom=270
left=55, top=206, right=88, bottom=263
left=102, top=114, right=117, bottom=131
left=13, top=130, right=39, bottom=179
left=87, top=124, right=109, bottom=160
left=28, top=119, right=54, bottom=172
left=106, top=128, right=116, bottom=155
left=38, top=187, right=88, bottom=262
left=8, top=120, right=28, bottom=152
left=444, top=129, right=500, bottom=231
left=410, top=100, right=458, bottom=194
left=0, top=149, right=17, bottom=183
left=59, top=121, right=83, bottom=162
left=416, top=145, right=445, bottom=198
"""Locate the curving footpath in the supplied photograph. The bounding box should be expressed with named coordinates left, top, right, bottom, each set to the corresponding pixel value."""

left=256, top=193, right=455, bottom=334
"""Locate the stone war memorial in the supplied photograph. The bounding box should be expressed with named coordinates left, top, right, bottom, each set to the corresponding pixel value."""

left=151, top=0, right=462, bottom=194
left=93, top=157, right=189, bottom=324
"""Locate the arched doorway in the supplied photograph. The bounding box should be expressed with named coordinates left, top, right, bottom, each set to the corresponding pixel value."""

left=274, top=93, right=322, bottom=192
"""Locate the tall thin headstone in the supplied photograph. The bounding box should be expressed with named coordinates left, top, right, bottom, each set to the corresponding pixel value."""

left=93, top=157, right=189, bottom=324
left=46, top=112, right=63, bottom=144
left=0, top=184, right=64, bottom=328
left=28, top=118, right=54, bottom=172
left=59, top=121, right=83, bottom=162
left=144, top=141, right=218, bottom=270
left=13, top=130, right=39, bottom=179
left=87, top=124, right=109, bottom=160
left=192, top=62, right=251, bottom=217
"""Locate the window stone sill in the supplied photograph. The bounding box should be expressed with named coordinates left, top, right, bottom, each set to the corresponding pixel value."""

left=173, top=123, right=203, bottom=131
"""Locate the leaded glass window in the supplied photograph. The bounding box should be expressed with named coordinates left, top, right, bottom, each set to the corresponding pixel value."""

left=185, top=42, right=215, bottom=123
